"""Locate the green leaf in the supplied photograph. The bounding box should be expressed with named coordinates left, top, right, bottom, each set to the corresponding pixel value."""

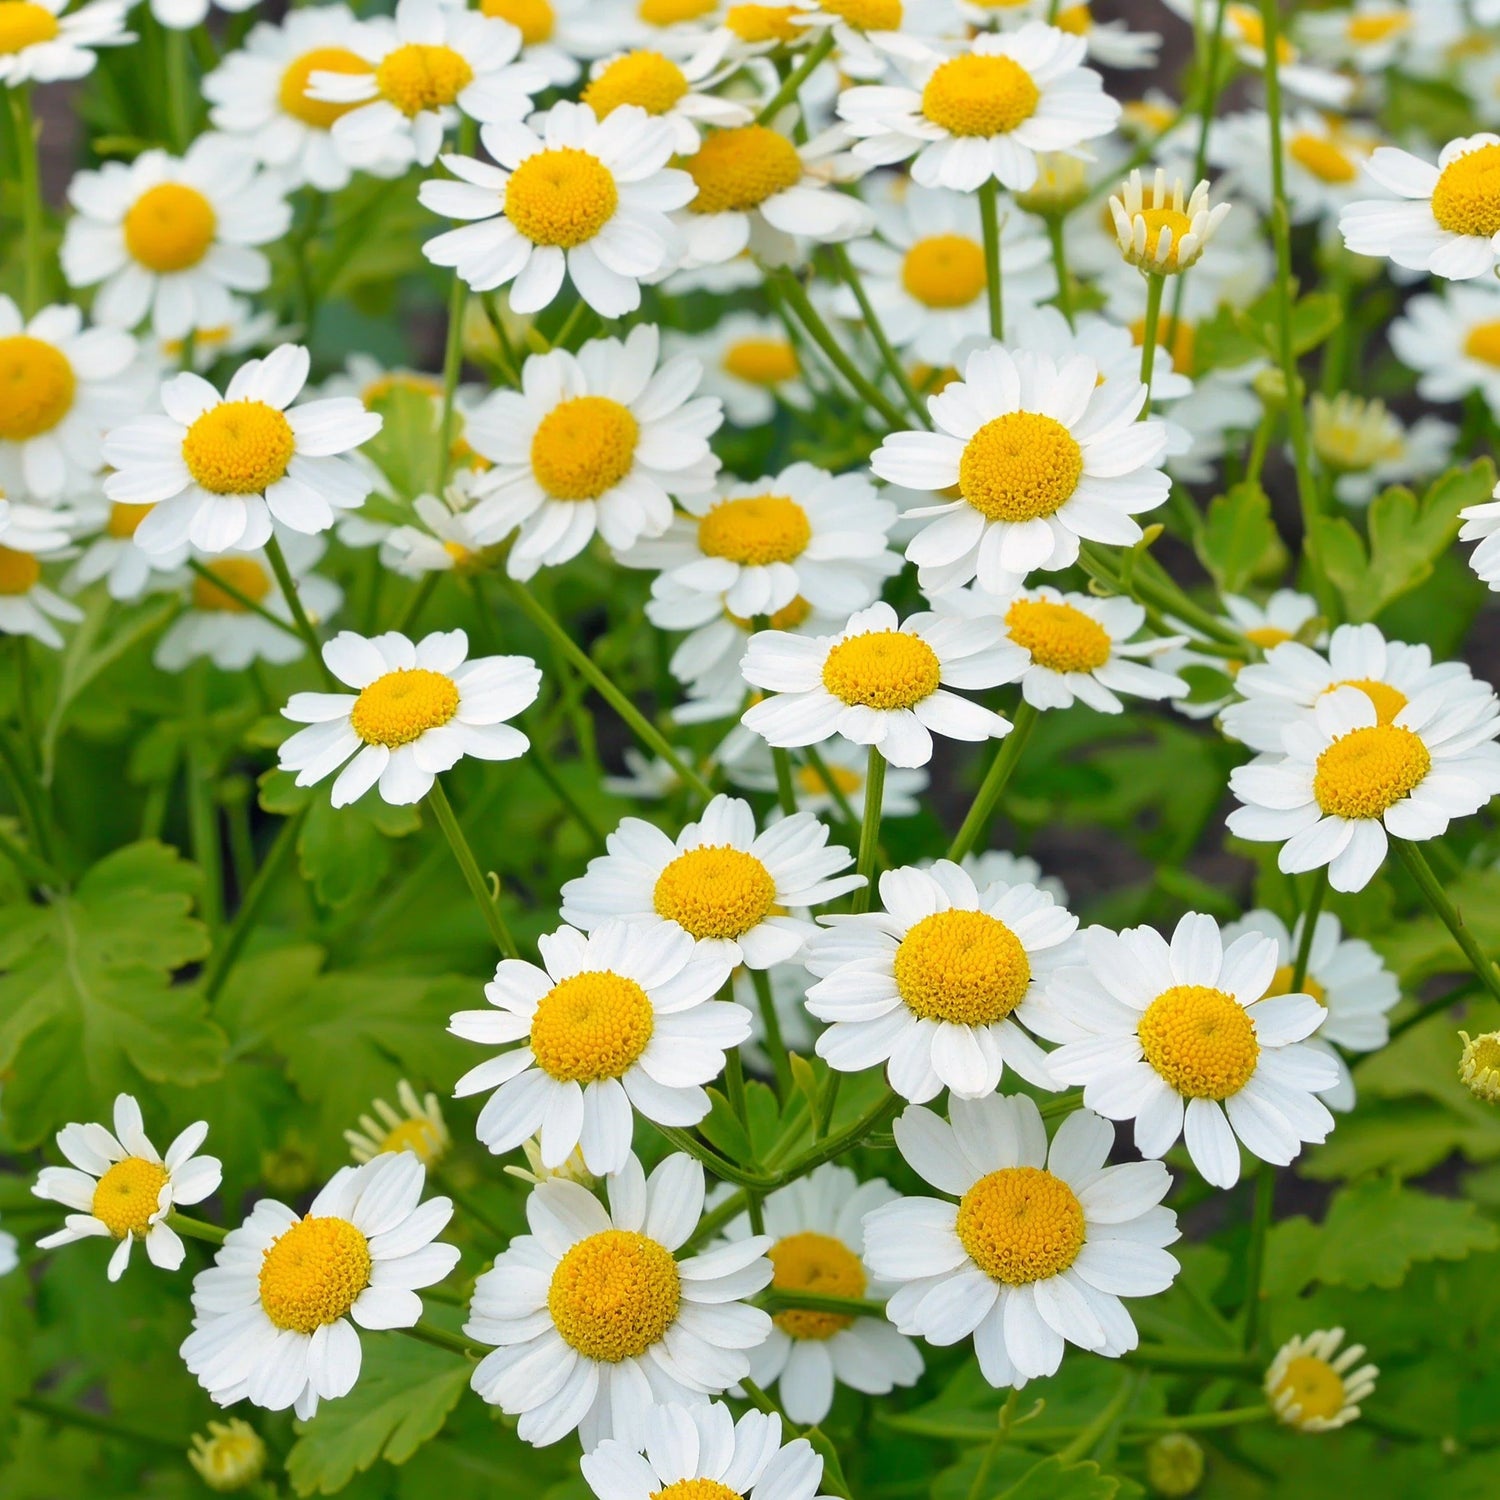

left=1373, top=866, right=1500, bottom=985
left=1195, top=482, right=1286, bottom=593
left=999, top=1456, right=1125, bottom=1500
left=0, top=842, right=223, bottom=1147
left=286, top=1336, right=470, bottom=1496
left=358, top=382, right=445, bottom=504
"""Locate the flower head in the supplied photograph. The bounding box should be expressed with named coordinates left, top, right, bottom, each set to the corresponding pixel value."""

left=1265, top=1328, right=1378, bottom=1432
left=1110, top=169, right=1230, bottom=275
left=0, top=0, right=129, bottom=85
left=1459, top=1029, right=1500, bottom=1104
left=188, top=1420, right=267, bottom=1493
left=345, top=1080, right=451, bottom=1166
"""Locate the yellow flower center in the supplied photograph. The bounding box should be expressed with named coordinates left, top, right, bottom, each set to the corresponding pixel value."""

left=956, top=1166, right=1086, bottom=1284
left=1133, top=206, right=1195, bottom=271
left=1312, top=723, right=1431, bottom=819
left=697, top=494, right=811, bottom=567
left=258, top=1216, right=373, bottom=1333
left=959, top=411, right=1083, bottom=522
left=1274, top=1356, right=1347, bottom=1422
left=375, top=42, right=474, bottom=116
left=529, top=394, right=638, bottom=499
left=769, top=1230, right=866, bottom=1339
left=1055, top=1, right=1090, bottom=32
left=822, top=628, right=941, bottom=711
left=901, top=233, right=986, bottom=309
left=106, top=501, right=154, bottom=539
left=653, top=1484, right=741, bottom=1500
left=91, top=1157, right=170, bottom=1238
left=723, top=337, right=799, bottom=385
left=1288, top=132, right=1357, bottom=185
left=1138, top=984, right=1259, bottom=1099
left=1131, top=315, right=1197, bottom=378
left=1464, top=318, right=1500, bottom=366
left=1430, top=143, right=1500, bottom=238
left=0, top=335, right=75, bottom=441
left=724, top=3, right=800, bottom=42
left=350, top=668, right=460, bottom=747
left=529, top=970, right=656, bottom=1082
left=548, top=1228, right=681, bottom=1361
left=181, top=400, right=296, bottom=495
left=279, top=46, right=370, bottom=129
left=819, top=0, right=903, bottom=29
left=123, top=183, right=218, bottom=274
left=1348, top=11, right=1408, bottom=42
left=637, top=0, right=715, bottom=23
left=1244, top=624, right=1293, bottom=649
left=796, top=761, right=860, bottom=797
left=377, top=1117, right=447, bottom=1163
left=1266, top=965, right=1327, bottom=1006
left=921, top=55, right=1040, bottom=138
left=894, top=908, right=1031, bottom=1026
left=582, top=50, right=690, bottom=118
left=505, top=147, right=620, bottom=247
left=1226, top=4, right=1295, bottom=62
left=686, top=125, right=802, bottom=214
left=1319, top=677, right=1408, bottom=725
left=191, top=558, right=273, bottom=613
left=0, top=546, right=41, bottom=596
left=481, top=0, right=555, bottom=44
left=1004, top=597, right=1111, bottom=674
left=0, top=0, right=57, bottom=53
left=653, top=843, right=777, bottom=939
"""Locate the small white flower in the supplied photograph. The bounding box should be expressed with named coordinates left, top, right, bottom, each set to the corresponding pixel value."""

left=729, top=735, right=928, bottom=820
left=65, top=498, right=184, bottom=601
left=1391, top=282, right=1500, bottom=420
left=580, top=44, right=752, bottom=153
left=1109, top=169, right=1231, bottom=275
left=380, top=476, right=496, bottom=577
left=0, top=0, right=129, bottom=86
left=947, top=848, right=1067, bottom=906
left=669, top=312, right=812, bottom=428
left=34, top=1094, right=222, bottom=1282
left=1458, top=478, right=1500, bottom=591
left=1309, top=392, right=1454, bottom=506
left=1210, top=109, right=1375, bottom=227
left=0, top=497, right=81, bottom=649
left=345, top=1079, right=451, bottom=1166
left=1215, top=0, right=1354, bottom=108
left=1265, top=1328, right=1379, bottom=1432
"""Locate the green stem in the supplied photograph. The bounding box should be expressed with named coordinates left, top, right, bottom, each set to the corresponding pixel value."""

left=947, top=702, right=1037, bottom=863
left=166, top=25, right=193, bottom=151
left=185, top=558, right=303, bottom=642
left=827, top=242, right=929, bottom=425
left=0, top=821, right=57, bottom=887
left=1046, top=216, right=1075, bottom=326
left=777, top=1086, right=899, bottom=1183
left=427, top=780, right=520, bottom=960
left=771, top=746, right=799, bottom=817
left=393, top=571, right=442, bottom=636
left=1394, top=837, right=1500, bottom=1003
left=1290, top=869, right=1327, bottom=992
left=203, top=809, right=306, bottom=1002
left=1138, top=272, right=1166, bottom=403
left=1123, top=1345, right=1258, bottom=1375
left=803, top=744, right=858, bottom=830
left=852, top=746, right=884, bottom=914
left=750, top=965, right=792, bottom=1093
left=977, top=179, right=1005, bottom=341
left=1055, top=1374, right=1138, bottom=1466
left=723, top=1050, right=766, bottom=1234
left=1241, top=1162, right=1276, bottom=1353
left=400, top=1321, right=481, bottom=1359
left=9, top=87, right=45, bottom=315
left=262, top=534, right=335, bottom=688
left=186, top=669, right=223, bottom=932
left=0, top=723, right=59, bottom=870
left=167, top=1211, right=227, bottom=1245
left=762, top=1290, right=885, bottom=1318
left=1079, top=543, right=1243, bottom=647
left=16, top=1396, right=181, bottom=1454
left=655, top=1125, right=777, bottom=1189
left=757, top=32, right=835, bottom=123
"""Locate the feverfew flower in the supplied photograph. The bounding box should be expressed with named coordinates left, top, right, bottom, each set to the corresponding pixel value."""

left=102, top=344, right=382, bottom=556
left=1459, top=480, right=1500, bottom=591
left=466, top=1152, right=773, bottom=1447
left=674, top=312, right=812, bottom=427
left=61, top=135, right=291, bottom=340
left=0, top=497, right=81, bottom=649
left=1308, top=392, right=1453, bottom=506
left=67, top=498, right=183, bottom=601
left=864, top=1095, right=1180, bottom=1386
left=872, top=345, right=1170, bottom=586
left=1391, top=283, right=1500, bottom=419
left=181, top=1153, right=459, bottom=1419
left=345, top=1080, right=451, bottom=1166
left=279, top=628, right=539, bottom=807
left=580, top=46, right=752, bottom=153
left=1210, top=110, right=1376, bottom=227
left=806, top=859, right=1072, bottom=1100
left=450, top=918, right=745, bottom=1173
left=0, top=0, right=129, bottom=86
left=1266, top=1329, right=1378, bottom=1433
left=34, top=1094, right=222, bottom=1282
left=1110, top=170, right=1231, bottom=275
left=188, top=1420, right=266, bottom=1493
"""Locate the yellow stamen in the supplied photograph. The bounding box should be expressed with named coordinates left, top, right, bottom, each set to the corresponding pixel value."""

left=956, top=1166, right=1086, bottom=1284
left=582, top=50, right=690, bottom=118
left=697, top=494, right=811, bottom=566
left=722, top=337, right=799, bottom=385
left=279, top=46, right=370, bottom=129
left=900, top=234, right=986, bottom=309
left=258, top=1216, right=373, bottom=1333
left=686, top=125, right=802, bottom=214
left=1430, top=143, right=1500, bottom=238
left=123, top=183, right=218, bottom=274
left=1005, top=597, right=1111, bottom=674
left=350, top=667, right=461, bottom=747
left=181, top=401, right=296, bottom=494
left=1312, top=723, right=1430, bottom=818
left=505, top=147, right=620, bottom=246
left=91, top=1157, right=170, bottom=1238
left=481, top=0, right=555, bottom=44
left=822, top=629, right=941, bottom=710
left=959, top=411, right=1083, bottom=522
left=894, top=908, right=1031, bottom=1025
left=529, top=394, right=638, bottom=498
left=191, top=558, right=273, bottom=613
left=1138, top=984, right=1259, bottom=1099
left=0, top=0, right=58, bottom=52
left=547, top=1229, right=681, bottom=1361
left=375, top=42, right=474, bottom=117
left=529, top=970, right=656, bottom=1082
left=0, top=546, right=42, bottom=596
left=653, top=844, right=777, bottom=939
left=921, top=54, right=1040, bottom=137
left=0, top=334, right=75, bottom=440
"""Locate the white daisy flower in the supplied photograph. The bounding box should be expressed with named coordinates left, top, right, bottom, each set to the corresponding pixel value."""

left=461, top=323, right=721, bottom=579
left=0, top=296, right=137, bottom=502
left=584, top=1400, right=834, bottom=1500
left=154, top=535, right=343, bottom=673
left=729, top=735, right=928, bottom=820
left=0, top=0, right=129, bottom=85
left=345, top=1079, right=451, bottom=1167
left=618, top=462, right=900, bottom=620
left=1391, top=282, right=1500, bottom=419
left=1308, top=393, right=1454, bottom=507
left=952, top=848, right=1067, bottom=905
left=1216, top=1, right=1354, bottom=108
left=1227, top=684, right=1500, bottom=892
left=475, top=0, right=601, bottom=87
left=466, top=1151, right=773, bottom=1447
left=150, top=0, right=255, bottom=30
left=1341, top=133, right=1500, bottom=281
left=102, top=343, right=382, bottom=557
left=1265, top=1328, right=1378, bottom=1432
left=309, top=0, right=547, bottom=170
left=864, top=1094, right=1181, bottom=1386
left=203, top=7, right=411, bottom=193
left=836, top=25, right=1119, bottom=193
left=872, top=344, right=1170, bottom=587
left=379, top=477, right=496, bottom=578
left=709, top=1165, right=922, bottom=1422
left=1222, top=909, right=1399, bottom=1112
left=181, top=1153, right=460, bottom=1420
left=790, top=0, right=958, bottom=80
left=0, top=1221, right=16, bottom=1277
left=279, top=627, right=541, bottom=807
left=1046, top=2, right=1160, bottom=70
left=0, top=496, right=81, bottom=649
left=60, top=134, right=291, bottom=340
left=1298, top=0, right=1431, bottom=73
left=66, top=498, right=184, bottom=601
left=741, top=600, right=1023, bottom=768
left=669, top=312, right=812, bottom=428
left=420, top=101, right=692, bottom=316
left=152, top=294, right=282, bottom=374
left=561, top=792, right=863, bottom=967
left=1011, top=304, right=1192, bottom=406
left=580, top=45, right=752, bottom=153
left=1109, top=169, right=1231, bottom=276
left=1029, top=913, right=1340, bottom=1188
left=1458, top=479, right=1500, bottom=591
left=806, top=858, right=1073, bottom=1100
left=34, top=1094, right=222, bottom=1283
left=450, top=918, right=746, bottom=1174
left=1210, top=109, right=1376, bottom=227
left=1222, top=589, right=1323, bottom=652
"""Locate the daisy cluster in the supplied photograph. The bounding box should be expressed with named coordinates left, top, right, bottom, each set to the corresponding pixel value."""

left=10, top=0, right=1500, bottom=1493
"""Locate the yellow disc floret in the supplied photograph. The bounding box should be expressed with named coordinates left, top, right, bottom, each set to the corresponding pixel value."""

left=1459, top=1028, right=1500, bottom=1103
left=279, top=46, right=370, bottom=129
left=1244, top=624, right=1293, bottom=650
left=1271, top=1355, right=1348, bottom=1423
left=1138, top=984, right=1259, bottom=1099
left=959, top=411, right=1084, bottom=522
left=181, top=401, right=296, bottom=494
left=106, top=502, right=154, bottom=539
left=769, top=1231, right=866, bottom=1339
left=723, top=337, right=799, bottom=385
left=894, top=908, right=1031, bottom=1026
left=1288, top=132, right=1357, bottom=184
left=506, top=147, right=621, bottom=246
left=375, top=42, right=474, bottom=116
left=920, top=54, right=1040, bottom=137
left=653, top=1483, right=741, bottom=1500
left=956, top=1166, right=1086, bottom=1284
left=724, top=3, right=799, bottom=42
left=91, top=1157, right=170, bottom=1238
left=123, top=183, right=218, bottom=273
left=1133, top=206, right=1195, bottom=271
left=686, top=125, right=802, bottom=214
left=1430, top=143, right=1500, bottom=238
left=1005, top=598, right=1111, bottom=674
left=653, top=844, right=777, bottom=939
left=0, top=0, right=58, bottom=52
left=1464, top=318, right=1500, bottom=366
left=819, top=0, right=902, bottom=28
left=1312, top=724, right=1431, bottom=819
left=0, top=335, right=76, bottom=441
left=530, top=970, right=656, bottom=1082
left=822, top=629, right=941, bottom=710
left=900, top=234, right=986, bottom=309
left=191, top=558, right=273, bottom=613
left=1131, top=314, right=1196, bottom=378
left=350, top=667, right=461, bottom=747
left=258, top=1216, right=373, bottom=1333
left=1323, top=677, right=1407, bottom=725
left=582, top=50, right=690, bottom=118
left=1054, top=2, right=1090, bottom=33
left=529, top=394, right=638, bottom=498
left=481, top=0, right=555, bottom=43
left=638, top=0, right=715, bottom=23
left=697, top=494, right=811, bottom=566
left=547, top=1228, right=681, bottom=1361
left=0, top=546, right=41, bottom=596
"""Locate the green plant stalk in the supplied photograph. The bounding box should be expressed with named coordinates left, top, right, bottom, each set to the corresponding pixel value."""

left=1079, top=543, right=1243, bottom=647
left=947, top=702, right=1037, bottom=862
left=166, top=25, right=193, bottom=151
left=750, top=965, right=793, bottom=1093
left=427, top=780, right=520, bottom=960
left=262, top=533, right=336, bottom=689
left=852, top=746, right=885, bottom=913
left=1241, top=1161, right=1276, bottom=1353
left=203, top=808, right=306, bottom=1002
left=723, top=1050, right=766, bottom=1233
left=434, top=120, right=478, bottom=491
left=772, top=746, right=799, bottom=816
left=1046, top=216, right=1075, bottom=326
left=763, top=1290, right=886, bottom=1318
left=0, top=821, right=57, bottom=887
left=977, top=178, right=1005, bottom=341
left=827, top=242, right=929, bottom=425
left=9, top=87, right=45, bottom=316
left=1291, top=868, right=1327, bottom=991
left=1395, top=836, right=1500, bottom=1003
left=1137, top=272, right=1166, bottom=403
left=1055, top=1374, right=1139, bottom=1465
left=803, top=743, right=859, bottom=830
left=16, top=1395, right=183, bottom=1454
left=393, top=571, right=442, bottom=636
left=184, top=558, right=302, bottom=640
left=757, top=32, right=835, bottom=123
left=167, top=1211, right=227, bottom=1245
left=401, top=1322, right=481, bottom=1359
left=186, top=669, right=224, bottom=932
left=0, top=722, right=59, bottom=870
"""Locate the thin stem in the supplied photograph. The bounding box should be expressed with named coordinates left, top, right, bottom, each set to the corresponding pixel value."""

left=167, top=1211, right=227, bottom=1245
left=750, top=965, right=792, bottom=1093
left=803, top=744, right=858, bottom=830
left=771, top=747, right=799, bottom=817
left=977, top=178, right=1005, bottom=342
left=400, top=1321, right=481, bottom=1359
left=852, top=746, right=884, bottom=914
left=947, top=702, right=1037, bottom=863
left=1138, top=272, right=1166, bottom=404
left=0, top=722, right=59, bottom=869
left=724, top=1050, right=765, bottom=1234
left=1046, top=216, right=1075, bottom=327
left=262, top=533, right=335, bottom=688
left=16, top=1396, right=182, bottom=1454
left=1241, top=1162, right=1276, bottom=1353
left=1395, top=837, right=1500, bottom=1003
left=776, top=1086, right=899, bottom=1183
left=185, top=559, right=303, bottom=641
left=762, top=1290, right=885, bottom=1319
left=393, top=571, right=442, bottom=636
left=1055, top=1374, right=1138, bottom=1466
left=427, top=780, right=520, bottom=960
left=1124, top=1345, right=1258, bottom=1375
left=1290, top=869, right=1327, bottom=992
left=203, top=809, right=305, bottom=1002
left=1079, top=543, right=1244, bottom=648
left=186, top=669, right=224, bottom=932
left=757, top=32, right=834, bottom=123
left=9, top=87, right=45, bottom=315
left=827, top=242, right=929, bottom=425
left=655, top=1125, right=777, bottom=1189
left=166, top=25, right=193, bottom=151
